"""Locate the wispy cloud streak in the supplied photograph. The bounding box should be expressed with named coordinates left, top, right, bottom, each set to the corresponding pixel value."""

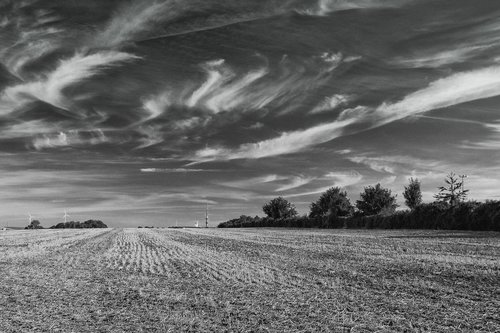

left=372, top=65, right=500, bottom=125
left=302, top=0, right=411, bottom=16
left=192, top=118, right=354, bottom=162
left=191, top=64, right=500, bottom=162
left=141, top=168, right=219, bottom=173
left=2, top=51, right=140, bottom=113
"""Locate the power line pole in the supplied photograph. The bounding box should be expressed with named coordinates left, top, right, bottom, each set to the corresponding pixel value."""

left=205, top=204, right=209, bottom=228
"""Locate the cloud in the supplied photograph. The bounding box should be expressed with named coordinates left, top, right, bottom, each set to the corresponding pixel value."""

left=186, top=59, right=229, bottom=108
left=394, top=12, right=500, bottom=69
left=135, top=125, right=163, bottom=149
left=2, top=51, right=140, bottom=113
left=248, top=122, right=264, bottom=130
left=395, top=46, right=493, bottom=69
left=192, top=118, right=355, bottom=162
left=2, top=28, right=65, bottom=77
left=323, top=171, right=363, bottom=187
left=379, top=175, right=397, bottom=184
left=372, top=65, right=500, bottom=126
left=0, top=120, right=55, bottom=139
left=275, top=175, right=314, bottom=192
left=460, top=122, right=500, bottom=150
left=302, top=0, right=410, bottom=16
left=140, top=168, right=219, bottom=173
left=348, top=154, right=443, bottom=175
left=286, top=171, right=363, bottom=198
left=92, top=0, right=177, bottom=48
left=218, top=174, right=285, bottom=189
left=205, top=68, right=268, bottom=113
left=191, top=64, right=500, bottom=162
left=348, top=156, right=396, bottom=174
left=310, top=94, right=350, bottom=114
left=91, top=0, right=298, bottom=47
left=172, top=117, right=205, bottom=131
left=131, top=52, right=351, bottom=144
left=141, top=92, right=171, bottom=122
left=0, top=4, right=66, bottom=78
left=184, top=58, right=270, bottom=113
left=32, top=130, right=108, bottom=150
left=184, top=53, right=345, bottom=115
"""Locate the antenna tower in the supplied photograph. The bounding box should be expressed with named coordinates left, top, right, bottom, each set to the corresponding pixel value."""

left=205, top=204, right=209, bottom=228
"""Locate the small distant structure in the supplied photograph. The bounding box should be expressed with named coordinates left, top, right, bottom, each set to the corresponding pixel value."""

left=28, top=213, right=33, bottom=223
left=205, top=204, right=209, bottom=228
left=63, top=209, right=70, bottom=223
left=195, top=220, right=199, bottom=228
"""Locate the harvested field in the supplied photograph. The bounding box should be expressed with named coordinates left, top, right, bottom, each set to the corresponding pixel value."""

left=0, top=228, right=499, bottom=332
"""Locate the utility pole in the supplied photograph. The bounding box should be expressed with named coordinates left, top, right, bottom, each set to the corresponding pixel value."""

left=205, top=204, right=209, bottom=228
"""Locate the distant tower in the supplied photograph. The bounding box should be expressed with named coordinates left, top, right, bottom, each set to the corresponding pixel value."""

left=205, top=204, right=209, bottom=228
left=28, top=213, right=33, bottom=223
left=195, top=220, right=199, bottom=228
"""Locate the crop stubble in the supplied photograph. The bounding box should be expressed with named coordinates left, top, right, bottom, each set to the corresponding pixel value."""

left=0, top=228, right=498, bottom=332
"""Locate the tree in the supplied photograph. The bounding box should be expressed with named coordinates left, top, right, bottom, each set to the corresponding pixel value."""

left=263, top=197, right=298, bottom=219
left=356, top=183, right=398, bottom=216
left=434, top=172, right=469, bottom=206
left=25, top=220, right=43, bottom=229
left=403, top=178, right=422, bottom=210
left=309, top=187, right=354, bottom=218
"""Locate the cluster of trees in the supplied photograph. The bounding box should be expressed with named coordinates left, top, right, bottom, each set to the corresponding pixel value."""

left=343, top=201, right=500, bottom=230
left=50, top=220, right=107, bottom=229
left=218, top=173, right=500, bottom=231
left=25, top=220, right=44, bottom=229
left=26, top=219, right=107, bottom=229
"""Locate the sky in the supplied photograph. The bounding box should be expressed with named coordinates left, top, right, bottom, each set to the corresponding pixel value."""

left=1, top=0, right=500, bottom=227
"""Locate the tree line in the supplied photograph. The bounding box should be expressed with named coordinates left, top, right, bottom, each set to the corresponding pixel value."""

left=25, top=219, right=108, bottom=229
left=218, top=173, right=500, bottom=231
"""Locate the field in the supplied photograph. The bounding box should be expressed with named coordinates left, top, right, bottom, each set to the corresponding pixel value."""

left=0, top=228, right=499, bottom=332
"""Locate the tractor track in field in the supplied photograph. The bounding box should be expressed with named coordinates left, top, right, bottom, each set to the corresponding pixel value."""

left=101, top=228, right=310, bottom=288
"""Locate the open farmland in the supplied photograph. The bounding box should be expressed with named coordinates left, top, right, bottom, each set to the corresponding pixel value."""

left=0, top=228, right=499, bottom=332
